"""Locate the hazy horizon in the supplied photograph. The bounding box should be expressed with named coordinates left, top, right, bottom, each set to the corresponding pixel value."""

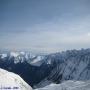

left=0, top=0, right=90, bottom=53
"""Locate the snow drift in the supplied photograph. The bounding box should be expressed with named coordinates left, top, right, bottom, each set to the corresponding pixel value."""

left=0, top=68, right=32, bottom=90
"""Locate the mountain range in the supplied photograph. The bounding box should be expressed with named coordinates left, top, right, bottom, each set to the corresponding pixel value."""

left=0, top=48, right=90, bottom=89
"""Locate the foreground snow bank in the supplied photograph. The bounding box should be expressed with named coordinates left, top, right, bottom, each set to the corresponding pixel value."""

left=35, top=80, right=90, bottom=90
left=0, top=68, right=32, bottom=90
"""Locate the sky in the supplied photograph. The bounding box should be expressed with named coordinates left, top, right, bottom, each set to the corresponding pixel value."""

left=0, top=0, right=90, bottom=53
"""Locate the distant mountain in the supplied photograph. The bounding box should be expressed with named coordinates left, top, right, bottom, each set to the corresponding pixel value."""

left=0, top=51, right=53, bottom=87
left=34, top=49, right=90, bottom=88
left=49, top=49, right=90, bottom=81
left=0, top=49, right=90, bottom=89
left=0, top=51, right=45, bottom=66
left=0, top=68, right=32, bottom=90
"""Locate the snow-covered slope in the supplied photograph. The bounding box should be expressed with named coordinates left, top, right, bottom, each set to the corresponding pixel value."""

left=34, top=49, right=90, bottom=88
left=35, top=80, right=90, bottom=90
left=47, top=49, right=90, bottom=82
left=1, top=49, right=90, bottom=88
left=0, top=68, right=32, bottom=90
left=0, top=53, right=7, bottom=59
left=30, top=56, right=45, bottom=66
left=0, top=51, right=45, bottom=66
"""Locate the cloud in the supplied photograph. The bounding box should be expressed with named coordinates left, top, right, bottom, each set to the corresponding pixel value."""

left=0, top=0, right=90, bottom=53
left=0, top=15, right=90, bottom=53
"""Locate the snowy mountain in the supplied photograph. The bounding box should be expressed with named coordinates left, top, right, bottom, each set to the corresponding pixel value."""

left=0, top=67, right=90, bottom=90
left=0, top=68, right=32, bottom=90
left=30, top=56, right=45, bottom=66
left=45, top=49, right=90, bottom=82
left=34, top=49, right=90, bottom=88
left=0, top=48, right=90, bottom=89
left=35, top=80, right=90, bottom=90
left=0, top=51, right=51, bottom=87
left=0, top=51, right=45, bottom=65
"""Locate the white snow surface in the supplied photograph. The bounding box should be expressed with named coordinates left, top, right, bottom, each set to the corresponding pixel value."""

left=30, top=56, right=44, bottom=66
left=0, top=68, right=32, bottom=90
left=0, top=54, right=7, bottom=59
left=35, top=80, right=90, bottom=90
left=10, top=52, right=19, bottom=57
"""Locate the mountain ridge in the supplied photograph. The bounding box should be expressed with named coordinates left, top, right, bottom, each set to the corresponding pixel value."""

left=0, top=48, right=90, bottom=88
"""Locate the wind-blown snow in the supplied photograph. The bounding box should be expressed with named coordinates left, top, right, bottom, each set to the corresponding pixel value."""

left=0, top=68, right=32, bottom=90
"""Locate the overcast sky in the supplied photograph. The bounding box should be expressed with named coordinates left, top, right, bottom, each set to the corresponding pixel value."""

left=0, top=0, right=90, bottom=53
